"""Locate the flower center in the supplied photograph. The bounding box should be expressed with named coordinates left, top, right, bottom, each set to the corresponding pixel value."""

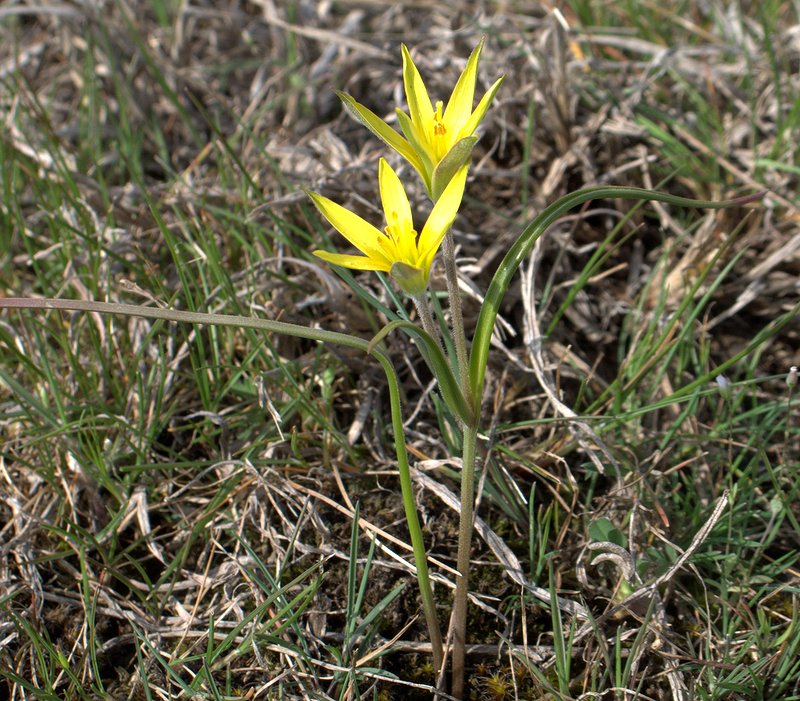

left=383, top=211, right=417, bottom=254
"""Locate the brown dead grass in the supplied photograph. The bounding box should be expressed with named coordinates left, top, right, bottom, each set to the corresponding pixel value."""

left=1, top=1, right=799, bottom=699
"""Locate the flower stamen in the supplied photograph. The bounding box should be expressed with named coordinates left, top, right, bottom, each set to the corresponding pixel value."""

left=433, top=101, right=446, bottom=138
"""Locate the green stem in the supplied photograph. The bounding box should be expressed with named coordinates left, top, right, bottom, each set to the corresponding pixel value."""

left=440, top=226, right=478, bottom=698
left=412, top=293, right=442, bottom=353
left=391, top=387, right=445, bottom=677
left=451, top=420, right=479, bottom=699
left=441, top=230, right=470, bottom=401
left=0, top=296, right=444, bottom=676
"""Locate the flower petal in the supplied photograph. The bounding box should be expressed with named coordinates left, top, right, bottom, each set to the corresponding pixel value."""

left=395, top=109, right=434, bottom=193
left=378, top=159, right=419, bottom=266
left=378, top=159, right=413, bottom=231
left=443, top=39, right=483, bottom=134
left=401, top=44, right=434, bottom=136
left=307, top=191, right=391, bottom=267
left=313, top=249, right=391, bottom=272
left=418, top=164, right=468, bottom=268
left=460, top=75, right=504, bottom=139
left=337, top=92, right=425, bottom=174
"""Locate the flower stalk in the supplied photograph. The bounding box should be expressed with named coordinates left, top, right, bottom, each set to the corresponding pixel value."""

left=318, top=41, right=505, bottom=694
left=450, top=418, right=479, bottom=699
left=441, top=229, right=470, bottom=399
left=411, top=293, right=443, bottom=352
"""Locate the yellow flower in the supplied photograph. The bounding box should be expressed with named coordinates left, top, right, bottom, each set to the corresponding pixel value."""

left=310, top=158, right=468, bottom=296
left=338, top=39, right=503, bottom=201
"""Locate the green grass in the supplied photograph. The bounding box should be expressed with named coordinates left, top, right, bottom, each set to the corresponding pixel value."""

left=2, top=1, right=799, bottom=699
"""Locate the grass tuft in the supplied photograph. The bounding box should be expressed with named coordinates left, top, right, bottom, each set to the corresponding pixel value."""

left=2, top=1, right=798, bottom=699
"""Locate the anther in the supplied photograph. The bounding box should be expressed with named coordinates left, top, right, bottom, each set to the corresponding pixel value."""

left=433, top=101, right=446, bottom=137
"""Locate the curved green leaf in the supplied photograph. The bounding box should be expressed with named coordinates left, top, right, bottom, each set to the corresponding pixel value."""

left=0, top=294, right=445, bottom=671
left=468, top=187, right=765, bottom=410
left=370, top=319, right=475, bottom=425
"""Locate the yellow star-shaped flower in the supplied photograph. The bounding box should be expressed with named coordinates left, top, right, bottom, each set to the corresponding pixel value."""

left=310, top=159, right=468, bottom=296
left=338, top=39, right=503, bottom=201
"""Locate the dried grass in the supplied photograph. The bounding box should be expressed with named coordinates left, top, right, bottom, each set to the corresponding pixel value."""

left=2, top=1, right=798, bottom=699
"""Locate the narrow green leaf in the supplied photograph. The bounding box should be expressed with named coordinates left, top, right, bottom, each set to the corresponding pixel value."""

left=0, top=294, right=445, bottom=675
left=370, top=319, right=475, bottom=425
left=468, top=187, right=765, bottom=409
left=345, top=502, right=361, bottom=643
left=353, top=581, right=405, bottom=646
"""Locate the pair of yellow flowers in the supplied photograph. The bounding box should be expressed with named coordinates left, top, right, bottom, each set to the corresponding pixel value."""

left=309, top=41, right=503, bottom=296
